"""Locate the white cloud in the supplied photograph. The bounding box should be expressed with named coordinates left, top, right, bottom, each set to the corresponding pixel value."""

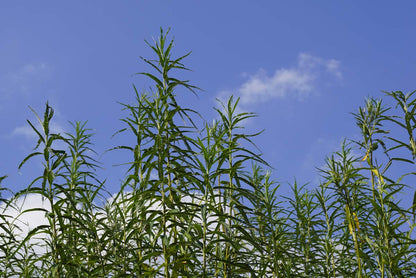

left=240, top=68, right=313, bottom=104
left=0, top=193, right=52, bottom=259
left=0, top=63, right=52, bottom=97
left=11, top=119, right=68, bottom=157
left=0, top=190, right=222, bottom=263
left=218, top=53, right=342, bottom=106
left=12, top=125, right=38, bottom=139
left=12, top=121, right=66, bottom=140
left=2, top=194, right=51, bottom=238
left=325, top=59, right=342, bottom=79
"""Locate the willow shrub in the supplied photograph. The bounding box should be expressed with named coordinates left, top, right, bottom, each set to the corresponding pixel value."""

left=1, top=29, right=416, bottom=277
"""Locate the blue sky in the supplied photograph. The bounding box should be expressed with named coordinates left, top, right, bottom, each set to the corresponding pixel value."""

left=1, top=2, right=416, bottom=198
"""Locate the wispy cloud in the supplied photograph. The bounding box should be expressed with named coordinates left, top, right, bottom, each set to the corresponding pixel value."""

left=11, top=111, right=68, bottom=156
left=302, top=137, right=341, bottom=173
left=12, top=125, right=39, bottom=140
left=302, top=137, right=362, bottom=185
left=12, top=121, right=66, bottom=140
left=218, top=53, right=342, bottom=106
left=0, top=63, right=52, bottom=97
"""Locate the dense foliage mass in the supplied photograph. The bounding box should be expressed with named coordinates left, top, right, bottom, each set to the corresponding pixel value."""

left=1, top=30, right=416, bottom=277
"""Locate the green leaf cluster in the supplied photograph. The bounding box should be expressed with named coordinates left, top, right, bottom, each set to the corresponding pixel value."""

left=1, top=29, right=416, bottom=277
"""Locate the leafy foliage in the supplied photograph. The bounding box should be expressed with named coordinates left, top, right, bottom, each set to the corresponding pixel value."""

left=1, top=29, right=416, bottom=277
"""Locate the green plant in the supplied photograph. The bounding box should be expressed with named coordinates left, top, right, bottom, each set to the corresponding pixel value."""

left=1, top=29, right=416, bottom=277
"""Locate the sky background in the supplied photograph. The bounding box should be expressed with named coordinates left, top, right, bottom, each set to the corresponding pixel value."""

left=1, top=1, right=416, bottom=203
